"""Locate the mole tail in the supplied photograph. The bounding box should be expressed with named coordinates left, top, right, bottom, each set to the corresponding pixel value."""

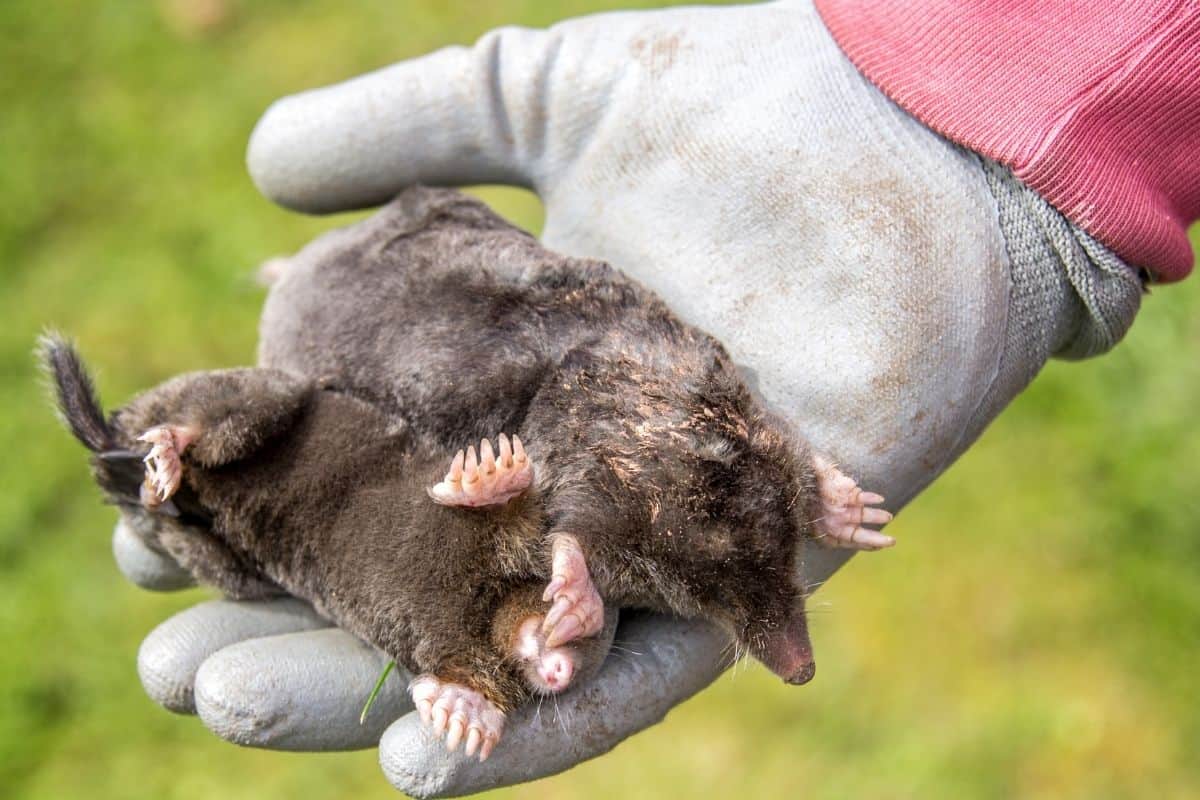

left=38, top=332, right=115, bottom=453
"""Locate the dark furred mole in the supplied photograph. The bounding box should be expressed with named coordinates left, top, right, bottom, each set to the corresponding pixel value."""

left=44, top=187, right=893, bottom=760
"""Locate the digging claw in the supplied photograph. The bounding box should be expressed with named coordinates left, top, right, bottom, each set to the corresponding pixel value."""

left=541, top=576, right=566, bottom=602
left=410, top=675, right=505, bottom=762
left=446, top=714, right=465, bottom=751
left=541, top=533, right=605, bottom=648
left=136, top=425, right=195, bottom=505
left=427, top=432, right=534, bottom=507
left=545, top=614, right=584, bottom=649
left=464, top=727, right=482, bottom=758
left=811, top=455, right=895, bottom=550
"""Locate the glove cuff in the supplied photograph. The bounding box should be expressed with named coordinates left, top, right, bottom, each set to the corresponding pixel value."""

left=978, top=155, right=1144, bottom=363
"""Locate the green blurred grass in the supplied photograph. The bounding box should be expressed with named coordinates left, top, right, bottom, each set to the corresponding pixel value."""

left=2, top=2, right=1198, bottom=798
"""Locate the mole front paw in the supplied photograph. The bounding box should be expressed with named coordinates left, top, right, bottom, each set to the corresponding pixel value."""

left=137, top=425, right=196, bottom=506
left=427, top=433, right=533, bottom=508
left=409, top=675, right=505, bottom=761
left=542, top=533, right=605, bottom=648
left=812, top=455, right=895, bottom=550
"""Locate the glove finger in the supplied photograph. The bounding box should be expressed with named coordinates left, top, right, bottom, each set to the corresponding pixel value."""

left=137, top=598, right=330, bottom=713
left=247, top=26, right=544, bottom=213
left=378, top=613, right=730, bottom=798
left=246, top=12, right=644, bottom=215
left=112, top=517, right=195, bottom=591
left=194, top=627, right=414, bottom=751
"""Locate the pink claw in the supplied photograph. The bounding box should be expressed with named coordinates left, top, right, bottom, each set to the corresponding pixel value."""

left=136, top=425, right=195, bottom=505
left=541, top=533, right=605, bottom=649
left=409, top=675, right=505, bottom=762
left=545, top=613, right=583, bottom=649
left=464, top=727, right=482, bottom=757
left=480, top=734, right=497, bottom=762
left=811, top=455, right=895, bottom=550
left=541, top=576, right=566, bottom=603
left=427, top=433, right=535, bottom=508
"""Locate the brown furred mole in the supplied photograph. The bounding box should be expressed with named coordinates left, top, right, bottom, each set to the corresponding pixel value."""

left=44, top=187, right=893, bottom=760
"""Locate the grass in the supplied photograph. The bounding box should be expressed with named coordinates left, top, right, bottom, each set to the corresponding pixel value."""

left=2, top=2, right=1198, bottom=798
left=361, top=662, right=398, bottom=727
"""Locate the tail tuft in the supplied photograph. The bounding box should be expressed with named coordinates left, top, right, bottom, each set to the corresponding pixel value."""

left=38, top=332, right=114, bottom=452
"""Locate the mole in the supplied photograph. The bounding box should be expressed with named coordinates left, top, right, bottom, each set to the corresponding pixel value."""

left=43, top=187, right=894, bottom=761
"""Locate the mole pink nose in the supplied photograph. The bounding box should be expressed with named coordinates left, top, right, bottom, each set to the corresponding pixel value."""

left=539, top=651, right=575, bottom=691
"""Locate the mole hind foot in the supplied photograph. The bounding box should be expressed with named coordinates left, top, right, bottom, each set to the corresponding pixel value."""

left=812, top=455, right=895, bottom=550
left=542, top=533, right=605, bottom=649
left=427, top=433, right=533, bottom=508
left=136, top=425, right=197, bottom=507
left=410, top=675, right=505, bottom=761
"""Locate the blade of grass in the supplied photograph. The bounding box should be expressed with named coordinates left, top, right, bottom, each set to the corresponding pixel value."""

left=359, top=660, right=397, bottom=725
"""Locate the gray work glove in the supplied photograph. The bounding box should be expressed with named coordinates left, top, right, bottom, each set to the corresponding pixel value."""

left=124, top=1, right=1143, bottom=796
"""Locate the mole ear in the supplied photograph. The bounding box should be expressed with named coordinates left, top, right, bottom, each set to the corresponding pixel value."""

left=751, top=609, right=816, bottom=686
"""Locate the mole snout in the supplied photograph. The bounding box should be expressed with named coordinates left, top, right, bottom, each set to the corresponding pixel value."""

left=787, top=660, right=816, bottom=686
left=750, top=608, right=818, bottom=687
left=538, top=650, right=575, bottom=692
left=510, top=614, right=583, bottom=695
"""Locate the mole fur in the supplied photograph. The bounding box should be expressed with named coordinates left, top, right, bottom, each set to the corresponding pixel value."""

left=44, top=187, right=828, bottom=718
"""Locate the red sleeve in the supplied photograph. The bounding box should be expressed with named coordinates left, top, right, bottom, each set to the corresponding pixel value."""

left=815, top=0, right=1200, bottom=282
